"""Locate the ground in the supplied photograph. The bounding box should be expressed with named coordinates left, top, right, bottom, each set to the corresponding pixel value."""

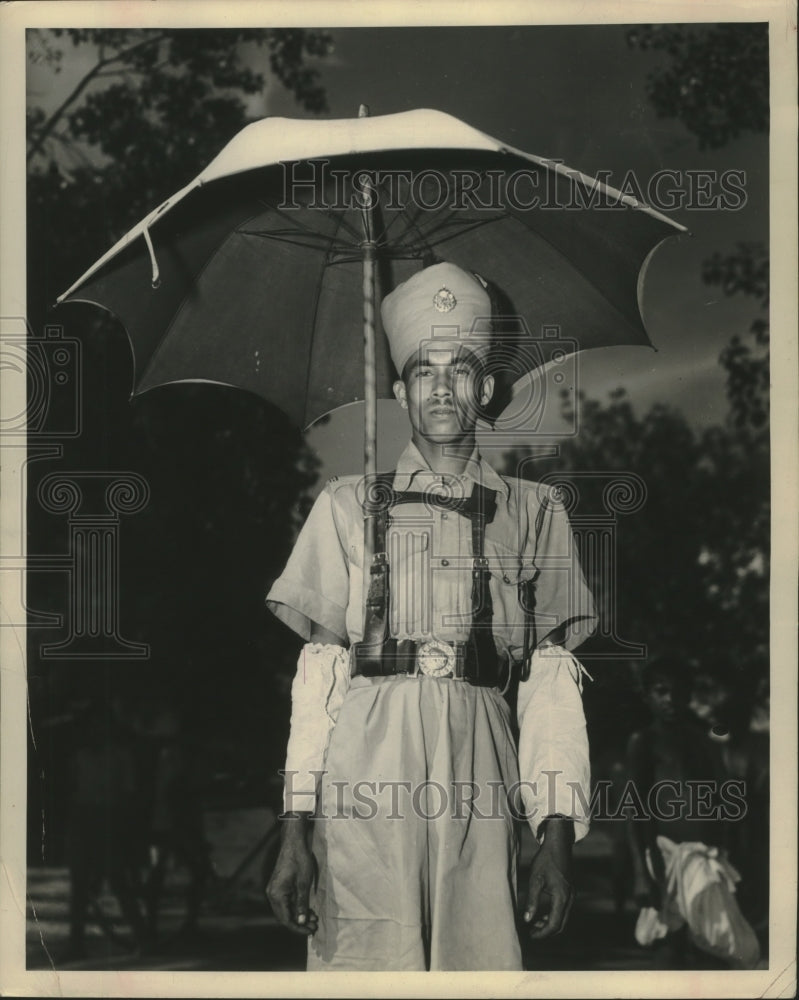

left=26, top=824, right=762, bottom=973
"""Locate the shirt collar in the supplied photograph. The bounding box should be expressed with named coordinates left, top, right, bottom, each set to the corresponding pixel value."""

left=392, top=440, right=510, bottom=502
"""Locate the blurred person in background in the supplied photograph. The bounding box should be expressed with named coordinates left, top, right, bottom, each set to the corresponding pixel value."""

left=626, top=660, right=760, bottom=969
left=63, top=700, right=149, bottom=962
left=142, top=701, right=214, bottom=946
left=711, top=692, right=770, bottom=945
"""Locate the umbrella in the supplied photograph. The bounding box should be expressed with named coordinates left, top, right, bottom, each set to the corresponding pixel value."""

left=57, top=107, right=686, bottom=584
left=58, top=108, right=686, bottom=447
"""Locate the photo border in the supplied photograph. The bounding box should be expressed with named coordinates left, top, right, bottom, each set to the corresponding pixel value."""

left=2, top=1, right=796, bottom=997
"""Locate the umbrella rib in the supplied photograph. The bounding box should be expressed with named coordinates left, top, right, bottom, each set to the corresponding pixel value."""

left=374, top=206, right=423, bottom=247
left=136, top=221, right=349, bottom=401
left=401, top=203, right=506, bottom=244
left=378, top=208, right=507, bottom=257
left=375, top=199, right=440, bottom=252
left=254, top=199, right=363, bottom=246
left=240, top=229, right=354, bottom=254
left=134, top=223, right=268, bottom=391
left=417, top=216, right=509, bottom=250
left=398, top=200, right=471, bottom=250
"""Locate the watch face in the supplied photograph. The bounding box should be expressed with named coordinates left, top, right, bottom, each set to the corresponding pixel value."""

left=416, top=639, right=455, bottom=677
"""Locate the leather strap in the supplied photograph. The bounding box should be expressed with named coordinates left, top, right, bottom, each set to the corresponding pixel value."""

left=466, top=484, right=498, bottom=686
left=353, top=473, right=499, bottom=685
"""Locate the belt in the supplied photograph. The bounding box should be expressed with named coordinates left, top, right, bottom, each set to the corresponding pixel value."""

left=351, top=637, right=504, bottom=687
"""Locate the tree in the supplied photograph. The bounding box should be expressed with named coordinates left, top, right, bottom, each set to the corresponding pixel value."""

left=626, top=23, right=768, bottom=149
left=503, top=22, right=771, bottom=754
left=627, top=21, right=770, bottom=729
left=27, top=28, right=331, bottom=166
left=27, top=28, right=332, bottom=321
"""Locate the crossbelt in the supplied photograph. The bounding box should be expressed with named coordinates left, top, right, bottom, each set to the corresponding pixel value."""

left=350, top=474, right=502, bottom=686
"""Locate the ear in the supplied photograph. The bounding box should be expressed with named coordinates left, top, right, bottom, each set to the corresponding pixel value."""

left=479, top=373, right=495, bottom=407
left=393, top=380, right=408, bottom=409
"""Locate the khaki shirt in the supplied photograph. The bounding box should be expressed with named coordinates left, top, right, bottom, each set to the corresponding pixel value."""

left=267, top=441, right=596, bottom=656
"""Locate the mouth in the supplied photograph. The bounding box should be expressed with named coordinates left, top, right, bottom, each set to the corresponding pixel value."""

left=429, top=406, right=456, bottom=417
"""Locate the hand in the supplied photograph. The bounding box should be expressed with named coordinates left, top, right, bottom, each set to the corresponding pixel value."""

left=265, top=815, right=318, bottom=935
left=523, top=821, right=575, bottom=939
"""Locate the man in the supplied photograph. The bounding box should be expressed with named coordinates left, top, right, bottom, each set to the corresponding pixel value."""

left=266, top=262, right=596, bottom=970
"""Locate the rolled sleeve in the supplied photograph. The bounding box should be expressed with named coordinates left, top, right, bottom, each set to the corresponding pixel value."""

left=516, top=645, right=592, bottom=843
left=283, top=643, right=351, bottom=812
left=266, top=484, right=350, bottom=643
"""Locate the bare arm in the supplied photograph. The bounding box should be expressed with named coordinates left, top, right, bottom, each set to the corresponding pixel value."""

left=310, top=623, right=342, bottom=644
left=266, top=812, right=318, bottom=935
left=523, top=816, right=576, bottom=939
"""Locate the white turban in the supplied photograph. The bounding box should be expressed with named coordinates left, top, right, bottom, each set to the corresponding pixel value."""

left=381, top=262, right=493, bottom=377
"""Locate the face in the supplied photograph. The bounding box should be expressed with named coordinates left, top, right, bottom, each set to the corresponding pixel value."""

left=646, top=674, right=687, bottom=723
left=393, top=344, right=494, bottom=444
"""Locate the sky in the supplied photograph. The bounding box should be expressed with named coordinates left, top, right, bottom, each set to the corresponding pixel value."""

left=26, top=23, right=769, bottom=485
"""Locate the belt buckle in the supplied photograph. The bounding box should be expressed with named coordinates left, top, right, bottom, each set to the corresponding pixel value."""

left=416, top=639, right=456, bottom=678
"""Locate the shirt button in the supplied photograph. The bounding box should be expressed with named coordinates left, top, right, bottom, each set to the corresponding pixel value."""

left=441, top=512, right=448, bottom=520
left=441, top=559, right=450, bottom=566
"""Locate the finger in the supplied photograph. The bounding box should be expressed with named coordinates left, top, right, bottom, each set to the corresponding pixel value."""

left=293, top=878, right=313, bottom=929
left=268, top=887, right=296, bottom=930
left=529, top=886, right=566, bottom=940
left=555, top=889, right=575, bottom=935
left=523, top=873, right=545, bottom=924
left=267, top=875, right=314, bottom=936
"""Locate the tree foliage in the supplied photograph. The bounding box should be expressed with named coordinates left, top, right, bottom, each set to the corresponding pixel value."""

left=703, top=242, right=769, bottom=434
left=27, top=28, right=332, bottom=317
left=626, top=23, right=768, bottom=149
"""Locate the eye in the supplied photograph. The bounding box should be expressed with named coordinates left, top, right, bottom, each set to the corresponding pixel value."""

left=454, top=366, right=471, bottom=377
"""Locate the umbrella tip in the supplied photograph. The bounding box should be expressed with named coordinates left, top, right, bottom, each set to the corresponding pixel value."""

left=358, top=104, right=370, bottom=118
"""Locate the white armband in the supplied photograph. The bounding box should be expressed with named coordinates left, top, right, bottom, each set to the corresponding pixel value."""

left=282, top=643, right=350, bottom=813
left=516, top=644, right=592, bottom=843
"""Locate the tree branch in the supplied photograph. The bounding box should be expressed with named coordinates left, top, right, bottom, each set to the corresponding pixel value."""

left=27, top=31, right=167, bottom=163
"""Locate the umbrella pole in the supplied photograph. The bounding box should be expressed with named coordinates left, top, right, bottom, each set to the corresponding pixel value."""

left=362, top=242, right=377, bottom=484
left=359, top=106, right=379, bottom=577
left=358, top=104, right=378, bottom=486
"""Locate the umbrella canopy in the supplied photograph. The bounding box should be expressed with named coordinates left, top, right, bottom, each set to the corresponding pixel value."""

left=58, top=108, right=686, bottom=430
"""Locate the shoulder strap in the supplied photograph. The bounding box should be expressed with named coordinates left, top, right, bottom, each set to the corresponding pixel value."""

left=360, top=474, right=498, bottom=657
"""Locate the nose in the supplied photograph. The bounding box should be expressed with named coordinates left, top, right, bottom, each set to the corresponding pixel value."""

left=431, top=370, right=452, bottom=397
